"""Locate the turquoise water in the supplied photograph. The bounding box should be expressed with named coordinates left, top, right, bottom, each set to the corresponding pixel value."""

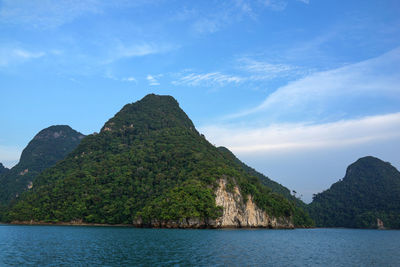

left=0, top=225, right=399, bottom=266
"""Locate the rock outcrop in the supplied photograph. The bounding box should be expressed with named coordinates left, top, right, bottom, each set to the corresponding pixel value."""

left=133, top=178, right=294, bottom=229
left=214, top=179, right=293, bottom=228
left=377, top=218, right=385, bottom=230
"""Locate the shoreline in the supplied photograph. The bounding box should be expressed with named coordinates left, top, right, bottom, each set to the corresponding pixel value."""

left=6, top=221, right=133, bottom=227
left=2, top=222, right=394, bottom=230
left=3, top=221, right=300, bottom=229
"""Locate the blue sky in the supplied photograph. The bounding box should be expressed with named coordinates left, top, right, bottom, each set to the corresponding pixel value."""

left=1, top=0, right=400, bottom=202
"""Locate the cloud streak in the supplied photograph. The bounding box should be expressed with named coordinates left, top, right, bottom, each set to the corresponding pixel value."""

left=201, top=112, right=400, bottom=154
left=238, top=57, right=308, bottom=81
left=147, top=74, right=161, bottom=86
left=0, top=0, right=156, bottom=29
left=172, top=72, right=243, bottom=87
left=104, top=42, right=175, bottom=64
left=0, top=46, right=46, bottom=66
left=229, top=47, right=400, bottom=120
left=0, top=0, right=101, bottom=29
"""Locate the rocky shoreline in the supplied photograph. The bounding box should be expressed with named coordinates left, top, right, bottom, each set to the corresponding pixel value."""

left=7, top=220, right=295, bottom=229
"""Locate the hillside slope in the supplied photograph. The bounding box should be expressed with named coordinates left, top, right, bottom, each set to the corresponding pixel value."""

left=8, top=94, right=312, bottom=228
left=0, top=125, right=85, bottom=205
left=308, top=156, right=400, bottom=229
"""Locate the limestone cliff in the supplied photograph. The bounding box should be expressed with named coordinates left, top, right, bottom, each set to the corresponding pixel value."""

left=133, top=178, right=294, bottom=229
left=214, top=179, right=293, bottom=228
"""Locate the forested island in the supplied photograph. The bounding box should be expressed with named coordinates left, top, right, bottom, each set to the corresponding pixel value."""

left=0, top=94, right=399, bottom=229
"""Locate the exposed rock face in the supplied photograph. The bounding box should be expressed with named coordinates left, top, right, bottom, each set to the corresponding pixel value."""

left=214, top=179, right=293, bottom=228
left=133, top=178, right=294, bottom=229
left=377, top=218, right=385, bottom=230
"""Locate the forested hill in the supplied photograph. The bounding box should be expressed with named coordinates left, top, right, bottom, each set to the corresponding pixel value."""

left=308, top=156, right=400, bottom=229
left=7, top=94, right=312, bottom=227
left=0, top=163, right=8, bottom=175
left=0, top=125, right=85, bottom=205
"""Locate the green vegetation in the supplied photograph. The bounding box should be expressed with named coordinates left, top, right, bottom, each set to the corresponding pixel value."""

left=308, top=156, right=400, bottom=229
left=0, top=163, right=8, bottom=175
left=0, top=125, right=84, bottom=205
left=7, top=94, right=312, bottom=227
left=138, top=180, right=223, bottom=223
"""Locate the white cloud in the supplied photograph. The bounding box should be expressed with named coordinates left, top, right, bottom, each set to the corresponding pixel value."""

left=116, top=43, right=162, bottom=58
left=201, top=112, right=400, bottom=154
left=147, top=74, right=161, bottom=86
left=0, top=0, right=102, bottom=29
left=104, top=71, right=136, bottom=83
left=262, top=0, right=288, bottom=11
left=0, top=0, right=159, bottom=29
left=122, top=77, right=136, bottom=82
left=297, top=0, right=309, bottom=4
left=189, top=0, right=289, bottom=35
left=0, top=46, right=46, bottom=66
left=104, top=42, right=175, bottom=63
left=229, top=47, right=400, bottom=119
left=13, top=49, right=45, bottom=59
left=238, top=57, right=307, bottom=80
left=172, top=72, right=243, bottom=87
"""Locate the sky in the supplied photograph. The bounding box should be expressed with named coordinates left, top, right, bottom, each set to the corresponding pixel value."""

left=1, top=0, right=399, bottom=202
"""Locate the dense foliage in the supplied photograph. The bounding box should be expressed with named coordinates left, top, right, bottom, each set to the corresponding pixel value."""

left=0, top=125, right=84, bottom=205
left=8, top=94, right=312, bottom=227
left=138, top=180, right=223, bottom=223
left=308, top=156, right=400, bottom=229
left=0, top=163, right=8, bottom=175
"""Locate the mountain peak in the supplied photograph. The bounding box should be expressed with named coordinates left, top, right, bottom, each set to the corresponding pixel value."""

left=20, top=125, right=85, bottom=165
left=309, top=156, right=400, bottom=228
left=101, top=94, right=196, bottom=133
left=0, top=163, right=9, bottom=175
left=33, top=125, right=85, bottom=141
left=0, top=125, right=85, bottom=204
left=141, top=93, right=178, bottom=104
left=345, top=156, right=396, bottom=181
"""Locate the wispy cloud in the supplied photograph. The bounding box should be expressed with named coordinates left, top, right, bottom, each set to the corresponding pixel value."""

left=262, top=0, right=288, bottom=11
left=189, top=0, right=289, bottom=35
left=122, top=77, right=136, bottom=82
left=297, top=0, right=309, bottom=4
left=172, top=72, right=244, bottom=87
left=229, top=47, right=400, bottom=120
left=13, top=49, right=45, bottom=59
left=147, top=74, right=161, bottom=86
left=104, top=42, right=176, bottom=63
left=0, top=46, right=46, bottom=66
left=238, top=57, right=308, bottom=80
left=201, top=112, right=400, bottom=153
left=115, top=43, right=165, bottom=58
left=0, top=0, right=157, bottom=29
left=0, top=0, right=102, bottom=29
left=104, top=69, right=137, bottom=83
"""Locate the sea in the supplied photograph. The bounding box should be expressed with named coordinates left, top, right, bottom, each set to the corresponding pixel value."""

left=0, top=225, right=399, bottom=266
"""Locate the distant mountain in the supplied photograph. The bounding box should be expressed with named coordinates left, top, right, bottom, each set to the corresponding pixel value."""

left=308, top=156, right=400, bottom=229
left=8, top=94, right=312, bottom=228
left=0, top=125, right=85, bottom=205
left=0, top=163, right=9, bottom=175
